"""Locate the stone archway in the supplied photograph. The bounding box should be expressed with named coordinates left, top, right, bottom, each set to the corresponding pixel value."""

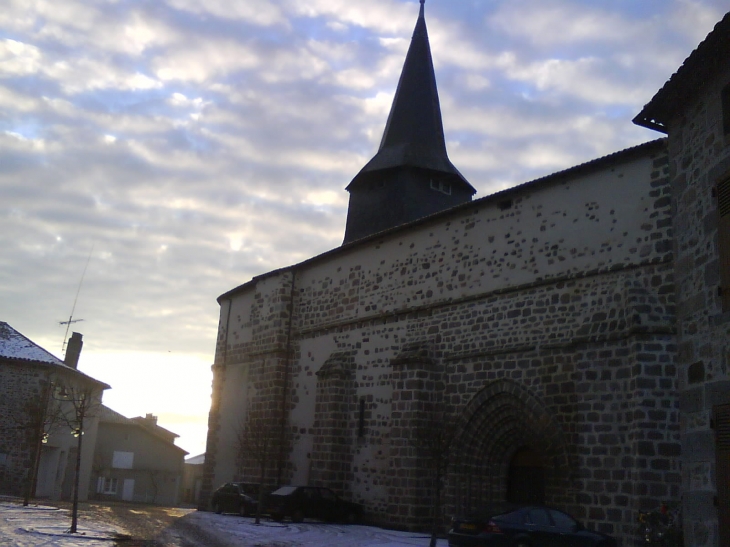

left=449, top=379, right=572, bottom=514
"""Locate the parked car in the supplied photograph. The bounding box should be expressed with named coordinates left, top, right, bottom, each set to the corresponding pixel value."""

left=211, top=482, right=260, bottom=516
left=448, top=505, right=616, bottom=547
left=266, top=486, right=362, bottom=523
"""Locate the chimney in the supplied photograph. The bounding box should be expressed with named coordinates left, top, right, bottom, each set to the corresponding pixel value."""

left=145, top=413, right=158, bottom=425
left=64, top=332, right=83, bottom=369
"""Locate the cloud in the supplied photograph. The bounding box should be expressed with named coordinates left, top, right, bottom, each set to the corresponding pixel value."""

left=0, top=39, right=43, bottom=77
left=1, top=0, right=725, bottom=454
left=166, top=0, right=287, bottom=27
left=490, top=0, right=642, bottom=47
left=288, top=0, right=415, bottom=35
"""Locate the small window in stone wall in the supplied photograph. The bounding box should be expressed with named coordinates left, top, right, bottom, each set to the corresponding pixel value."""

left=688, top=361, right=705, bottom=384
left=358, top=398, right=365, bottom=438
left=723, top=83, right=730, bottom=136
left=718, top=176, right=730, bottom=310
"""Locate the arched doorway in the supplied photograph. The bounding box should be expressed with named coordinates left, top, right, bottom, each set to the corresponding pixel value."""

left=449, top=379, right=570, bottom=514
left=506, top=446, right=545, bottom=504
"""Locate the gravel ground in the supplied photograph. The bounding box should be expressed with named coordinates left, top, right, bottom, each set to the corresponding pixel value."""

left=45, top=501, right=232, bottom=547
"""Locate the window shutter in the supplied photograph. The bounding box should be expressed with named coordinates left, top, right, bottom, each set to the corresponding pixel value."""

left=718, top=178, right=730, bottom=311
left=715, top=404, right=730, bottom=547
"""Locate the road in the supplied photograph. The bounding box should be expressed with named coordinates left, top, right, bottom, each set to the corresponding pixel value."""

left=55, top=501, right=232, bottom=547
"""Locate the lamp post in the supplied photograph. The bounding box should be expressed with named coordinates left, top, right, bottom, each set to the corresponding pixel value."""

left=53, top=383, right=94, bottom=534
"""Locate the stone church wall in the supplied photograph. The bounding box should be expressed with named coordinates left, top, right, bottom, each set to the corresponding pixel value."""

left=204, top=140, right=678, bottom=545
left=666, top=60, right=730, bottom=547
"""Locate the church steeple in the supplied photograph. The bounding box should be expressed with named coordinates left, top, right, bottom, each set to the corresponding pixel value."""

left=343, top=0, right=475, bottom=245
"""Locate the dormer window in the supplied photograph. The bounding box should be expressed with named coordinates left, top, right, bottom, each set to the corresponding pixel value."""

left=430, top=179, right=452, bottom=195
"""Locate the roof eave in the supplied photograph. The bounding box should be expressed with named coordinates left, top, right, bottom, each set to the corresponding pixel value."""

left=632, top=113, right=668, bottom=134
left=633, top=11, right=730, bottom=134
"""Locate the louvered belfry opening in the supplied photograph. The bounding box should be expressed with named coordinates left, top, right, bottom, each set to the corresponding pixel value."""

left=715, top=403, right=730, bottom=547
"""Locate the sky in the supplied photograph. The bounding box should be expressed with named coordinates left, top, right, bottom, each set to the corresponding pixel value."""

left=1, top=0, right=727, bottom=457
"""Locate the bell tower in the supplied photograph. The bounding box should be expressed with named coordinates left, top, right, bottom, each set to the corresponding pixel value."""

left=343, top=0, right=475, bottom=245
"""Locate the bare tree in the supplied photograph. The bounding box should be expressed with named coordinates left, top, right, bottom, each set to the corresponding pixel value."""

left=148, top=470, right=161, bottom=504
left=0, top=377, right=64, bottom=506
left=234, top=407, right=279, bottom=524
left=416, top=411, right=457, bottom=547
left=55, top=381, right=101, bottom=534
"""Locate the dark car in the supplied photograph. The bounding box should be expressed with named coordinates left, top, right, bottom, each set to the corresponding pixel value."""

left=448, top=505, right=616, bottom=547
left=211, top=482, right=260, bottom=517
left=266, top=486, right=362, bottom=523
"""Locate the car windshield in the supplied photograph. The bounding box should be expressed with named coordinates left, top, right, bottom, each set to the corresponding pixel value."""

left=236, top=483, right=258, bottom=496
left=271, top=486, right=298, bottom=496
left=320, top=489, right=337, bottom=500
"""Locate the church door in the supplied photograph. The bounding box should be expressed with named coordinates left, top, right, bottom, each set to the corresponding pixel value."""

left=506, top=446, right=545, bottom=504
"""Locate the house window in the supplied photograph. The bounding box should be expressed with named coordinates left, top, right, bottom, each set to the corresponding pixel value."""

left=96, top=477, right=118, bottom=494
left=718, top=176, right=730, bottom=310
left=430, top=179, right=452, bottom=195
left=0, top=453, right=7, bottom=466
left=112, top=451, right=134, bottom=469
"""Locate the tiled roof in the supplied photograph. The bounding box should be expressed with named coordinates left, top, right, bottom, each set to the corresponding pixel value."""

left=634, top=11, right=730, bottom=132
left=0, top=321, right=66, bottom=365
left=185, top=453, right=205, bottom=465
left=0, top=321, right=110, bottom=389
left=99, top=405, right=188, bottom=454
left=98, top=404, right=134, bottom=425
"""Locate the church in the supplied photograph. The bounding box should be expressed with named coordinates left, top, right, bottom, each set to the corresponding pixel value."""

left=202, top=4, right=730, bottom=546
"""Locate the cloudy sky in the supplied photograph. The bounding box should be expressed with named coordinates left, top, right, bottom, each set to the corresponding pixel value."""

left=1, top=0, right=727, bottom=456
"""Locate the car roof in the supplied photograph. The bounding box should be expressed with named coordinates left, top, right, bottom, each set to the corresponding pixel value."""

left=458, top=504, right=570, bottom=520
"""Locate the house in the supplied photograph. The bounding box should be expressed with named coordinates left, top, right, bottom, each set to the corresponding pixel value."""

left=182, top=453, right=205, bottom=505
left=203, top=4, right=730, bottom=547
left=92, top=407, right=187, bottom=505
left=633, top=12, right=730, bottom=547
left=0, top=322, right=109, bottom=501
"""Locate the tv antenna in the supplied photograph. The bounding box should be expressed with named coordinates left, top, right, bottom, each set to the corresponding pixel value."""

left=61, top=244, right=94, bottom=354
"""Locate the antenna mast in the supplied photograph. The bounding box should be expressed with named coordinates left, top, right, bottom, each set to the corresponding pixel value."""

left=61, top=244, right=94, bottom=354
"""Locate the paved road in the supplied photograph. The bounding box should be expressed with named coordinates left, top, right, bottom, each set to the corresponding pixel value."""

left=57, top=501, right=233, bottom=547
left=0, top=499, right=233, bottom=547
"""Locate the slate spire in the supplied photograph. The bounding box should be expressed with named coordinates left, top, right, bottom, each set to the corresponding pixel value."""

left=343, top=0, right=475, bottom=245
left=368, top=0, right=451, bottom=173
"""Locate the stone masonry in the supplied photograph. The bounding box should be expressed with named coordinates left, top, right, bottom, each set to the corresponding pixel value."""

left=663, top=46, right=730, bottom=547
left=203, top=139, right=679, bottom=547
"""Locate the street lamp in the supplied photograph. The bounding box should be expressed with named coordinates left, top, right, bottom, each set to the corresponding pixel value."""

left=51, top=382, right=92, bottom=534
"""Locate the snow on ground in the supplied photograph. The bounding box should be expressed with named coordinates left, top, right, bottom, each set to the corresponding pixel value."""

left=0, top=501, right=124, bottom=546
left=192, top=511, right=449, bottom=547
left=0, top=500, right=449, bottom=547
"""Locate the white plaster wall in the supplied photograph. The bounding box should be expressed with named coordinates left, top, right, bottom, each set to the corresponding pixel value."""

left=211, top=361, right=249, bottom=488
left=289, top=336, right=338, bottom=480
